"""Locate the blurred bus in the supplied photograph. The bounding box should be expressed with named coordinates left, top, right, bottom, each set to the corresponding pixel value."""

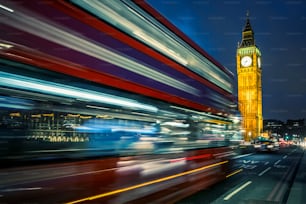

left=0, top=0, right=241, bottom=202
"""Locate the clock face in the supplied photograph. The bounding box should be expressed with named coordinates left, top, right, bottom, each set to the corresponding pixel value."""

left=258, top=57, right=261, bottom=68
left=241, top=56, right=252, bottom=67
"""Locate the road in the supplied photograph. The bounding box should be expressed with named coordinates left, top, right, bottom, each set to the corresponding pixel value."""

left=178, top=145, right=304, bottom=204
left=0, top=145, right=303, bottom=204
left=0, top=147, right=231, bottom=204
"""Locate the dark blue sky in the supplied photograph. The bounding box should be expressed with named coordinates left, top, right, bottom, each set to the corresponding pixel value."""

left=146, top=0, right=306, bottom=122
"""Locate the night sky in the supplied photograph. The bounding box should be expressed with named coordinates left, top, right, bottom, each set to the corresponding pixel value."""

left=146, top=0, right=306, bottom=122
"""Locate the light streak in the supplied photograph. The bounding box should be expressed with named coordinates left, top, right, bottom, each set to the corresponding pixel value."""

left=0, top=42, right=13, bottom=49
left=66, top=160, right=228, bottom=204
left=0, top=7, right=199, bottom=96
left=72, top=0, right=233, bottom=93
left=170, top=153, right=213, bottom=163
left=0, top=4, right=14, bottom=12
left=2, top=187, right=42, bottom=192
left=0, top=71, right=158, bottom=112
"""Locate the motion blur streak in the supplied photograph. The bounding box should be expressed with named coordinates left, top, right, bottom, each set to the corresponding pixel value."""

left=66, top=160, right=228, bottom=204
left=0, top=2, right=199, bottom=96
left=170, top=153, right=212, bottom=163
left=0, top=71, right=158, bottom=112
left=0, top=3, right=13, bottom=12
left=0, top=0, right=240, bottom=203
left=73, top=0, right=232, bottom=92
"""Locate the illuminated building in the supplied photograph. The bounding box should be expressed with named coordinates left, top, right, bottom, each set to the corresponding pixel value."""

left=236, top=12, right=263, bottom=140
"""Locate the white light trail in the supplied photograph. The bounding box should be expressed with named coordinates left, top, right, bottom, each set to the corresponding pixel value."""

left=0, top=5, right=199, bottom=96
left=0, top=71, right=158, bottom=112
left=0, top=4, right=14, bottom=12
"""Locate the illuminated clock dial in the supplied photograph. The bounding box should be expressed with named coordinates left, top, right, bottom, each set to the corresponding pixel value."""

left=241, top=56, right=252, bottom=67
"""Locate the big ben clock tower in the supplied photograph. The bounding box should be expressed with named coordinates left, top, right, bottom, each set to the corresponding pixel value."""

left=236, top=12, right=263, bottom=141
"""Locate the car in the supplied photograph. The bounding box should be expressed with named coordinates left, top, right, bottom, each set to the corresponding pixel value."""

left=254, top=139, right=279, bottom=152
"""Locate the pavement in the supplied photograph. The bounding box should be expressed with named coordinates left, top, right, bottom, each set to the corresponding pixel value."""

left=234, top=143, right=306, bottom=204
left=286, top=147, right=306, bottom=204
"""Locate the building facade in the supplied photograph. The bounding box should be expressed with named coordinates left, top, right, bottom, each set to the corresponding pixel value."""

left=236, top=13, right=263, bottom=141
left=264, top=119, right=305, bottom=142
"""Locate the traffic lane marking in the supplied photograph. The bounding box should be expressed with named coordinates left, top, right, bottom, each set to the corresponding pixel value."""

left=223, top=181, right=252, bottom=200
left=258, top=167, right=271, bottom=176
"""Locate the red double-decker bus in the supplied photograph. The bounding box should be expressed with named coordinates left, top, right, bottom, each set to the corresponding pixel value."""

left=0, top=0, right=241, bottom=203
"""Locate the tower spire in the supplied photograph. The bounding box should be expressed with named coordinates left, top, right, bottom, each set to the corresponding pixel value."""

left=239, top=10, right=255, bottom=48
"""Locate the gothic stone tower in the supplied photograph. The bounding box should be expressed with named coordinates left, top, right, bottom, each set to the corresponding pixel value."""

left=236, top=13, right=263, bottom=141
